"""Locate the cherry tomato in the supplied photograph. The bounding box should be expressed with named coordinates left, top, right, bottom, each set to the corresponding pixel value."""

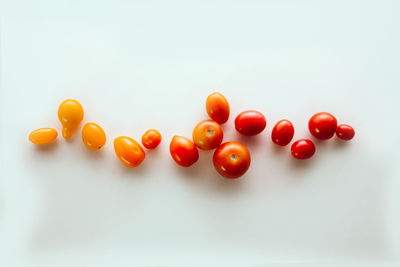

left=206, top=92, right=230, bottom=124
left=170, top=136, right=199, bottom=167
left=29, top=128, right=58, bottom=144
left=142, top=129, right=162, bottom=149
left=58, top=99, right=84, bottom=139
left=271, top=119, right=294, bottom=146
left=234, top=110, right=266, bottom=136
left=291, top=139, right=315, bottom=159
left=192, top=120, right=223, bottom=150
left=82, top=122, right=106, bottom=150
left=308, top=112, right=337, bottom=140
left=336, top=124, right=355, bottom=141
left=213, top=141, right=251, bottom=179
left=114, top=136, right=145, bottom=168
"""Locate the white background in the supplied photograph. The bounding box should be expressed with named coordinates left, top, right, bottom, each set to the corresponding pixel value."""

left=1, top=0, right=400, bottom=266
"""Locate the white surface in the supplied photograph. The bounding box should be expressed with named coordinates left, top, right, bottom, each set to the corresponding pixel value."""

left=1, top=0, right=400, bottom=266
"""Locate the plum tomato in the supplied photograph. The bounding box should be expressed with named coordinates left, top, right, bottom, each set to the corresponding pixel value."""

left=213, top=141, right=251, bottom=179
left=114, top=136, right=145, bottom=167
left=271, top=119, right=294, bottom=146
left=82, top=122, right=106, bottom=150
left=336, top=124, right=355, bottom=141
left=206, top=92, right=230, bottom=124
left=29, top=128, right=58, bottom=144
left=192, top=120, right=223, bottom=150
left=308, top=112, right=337, bottom=140
left=291, top=139, right=315, bottom=159
left=234, top=110, right=266, bottom=136
left=142, top=129, right=162, bottom=149
left=170, top=136, right=199, bottom=167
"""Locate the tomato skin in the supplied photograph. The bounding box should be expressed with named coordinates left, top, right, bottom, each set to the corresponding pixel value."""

left=82, top=122, right=106, bottom=150
left=234, top=110, right=266, bottom=136
left=142, top=129, right=162, bottom=149
left=114, top=136, right=145, bottom=168
left=336, top=124, right=355, bottom=141
left=291, top=139, right=315, bottom=159
left=170, top=136, right=199, bottom=167
left=271, top=119, right=294, bottom=146
left=213, top=141, right=251, bottom=179
left=206, top=92, right=230, bottom=124
left=308, top=112, right=337, bottom=140
left=192, top=120, right=223, bottom=150
left=58, top=99, right=84, bottom=139
left=29, top=128, right=58, bottom=144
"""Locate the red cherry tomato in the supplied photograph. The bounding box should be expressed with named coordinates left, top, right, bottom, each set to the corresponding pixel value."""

left=234, top=110, right=266, bottom=136
left=206, top=92, right=230, bottom=124
left=271, top=119, right=294, bottom=146
left=141, top=129, right=162, bottom=149
left=291, top=139, right=315, bottom=159
left=170, top=136, right=199, bottom=167
left=192, top=120, right=223, bottom=150
left=308, top=112, right=337, bottom=140
left=336, top=124, right=355, bottom=141
left=213, top=141, right=251, bottom=179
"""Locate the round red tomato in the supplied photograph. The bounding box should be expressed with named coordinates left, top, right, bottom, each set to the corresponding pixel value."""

left=213, top=141, right=251, bottom=179
left=291, top=139, right=315, bottom=159
left=192, top=120, right=223, bottom=150
left=142, top=129, right=162, bottom=149
left=336, top=124, right=355, bottom=141
left=271, top=119, right=294, bottom=146
left=234, top=110, right=266, bottom=136
left=308, top=112, right=337, bottom=140
left=206, top=92, right=230, bottom=124
left=170, top=136, right=199, bottom=167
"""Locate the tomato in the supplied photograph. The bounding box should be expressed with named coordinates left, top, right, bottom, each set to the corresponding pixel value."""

left=192, top=120, right=223, bottom=150
left=213, top=141, right=251, bottom=179
left=308, top=112, right=337, bottom=140
left=291, top=139, right=315, bottom=159
left=336, top=124, right=355, bottom=141
left=234, top=110, right=266, bottom=136
left=142, top=129, right=162, bottom=149
left=114, top=136, right=145, bottom=167
left=58, top=99, right=84, bottom=139
left=82, top=122, right=106, bottom=150
left=271, top=119, right=294, bottom=146
left=170, top=136, right=199, bottom=167
left=29, top=128, right=58, bottom=144
left=206, top=92, right=230, bottom=124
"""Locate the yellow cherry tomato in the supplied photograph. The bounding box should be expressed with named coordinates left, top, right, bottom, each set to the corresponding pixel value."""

left=114, top=136, right=145, bottom=168
left=81, top=122, right=106, bottom=150
left=58, top=99, right=84, bottom=139
left=29, top=128, right=58, bottom=144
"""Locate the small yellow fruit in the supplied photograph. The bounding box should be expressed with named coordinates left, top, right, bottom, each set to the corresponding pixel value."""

left=29, top=128, right=58, bottom=144
left=82, top=122, right=106, bottom=150
left=58, top=99, right=84, bottom=139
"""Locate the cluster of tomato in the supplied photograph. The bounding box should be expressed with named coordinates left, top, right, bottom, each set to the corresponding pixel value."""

left=29, top=93, right=355, bottom=179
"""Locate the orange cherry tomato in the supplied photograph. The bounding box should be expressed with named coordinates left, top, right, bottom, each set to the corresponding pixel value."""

left=336, top=124, right=355, bottom=141
left=141, top=129, right=162, bottom=149
left=213, top=141, right=251, bottom=179
left=170, top=136, right=199, bottom=167
left=114, top=136, right=145, bottom=168
left=271, top=119, right=294, bottom=146
left=82, top=122, right=106, bottom=150
left=29, top=128, right=58, bottom=144
left=206, top=92, right=230, bottom=124
left=192, top=120, right=223, bottom=150
left=58, top=99, right=84, bottom=139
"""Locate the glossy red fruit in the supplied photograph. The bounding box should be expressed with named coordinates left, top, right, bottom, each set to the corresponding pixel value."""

left=170, top=136, right=199, bottom=167
left=234, top=110, right=266, bottom=136
left=271, top=119, right=294, bottom=146
left=291, top=139, right=315, bottom=159
left=308, top=112, right=337, bottom=140
left=206, top=92, right=230, bottom=124
left=336, top=124, right=355, bottom=141
left=213, top=141, right=251, bottom=179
